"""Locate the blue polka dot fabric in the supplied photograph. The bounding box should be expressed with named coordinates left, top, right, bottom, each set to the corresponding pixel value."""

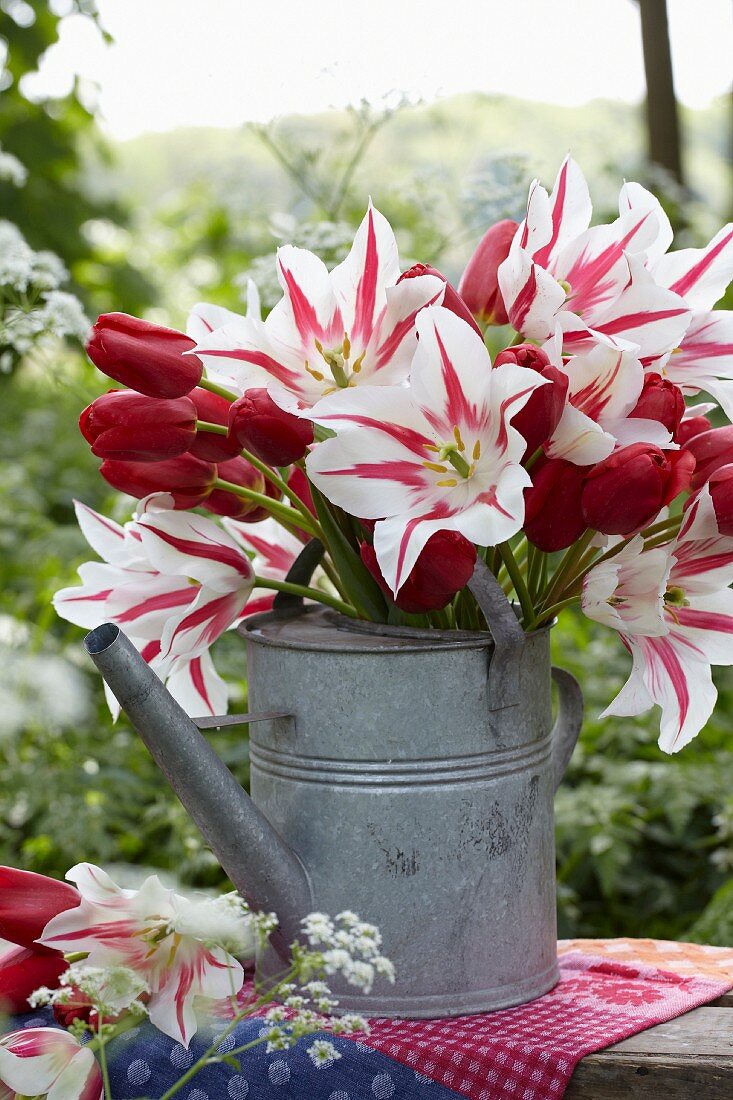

left=10, top=1009, right=464, bottom=1098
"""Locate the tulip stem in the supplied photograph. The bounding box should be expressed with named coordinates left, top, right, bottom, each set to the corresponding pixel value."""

left=198, top=377, right=238, bottom=401
left=96, top=1013, right=112, bottom=1100
left=236, top=445, right=326, bottom=539
left=215, top=478, right=319, bottom=536
left=525, top=594, right=581, bottom=631
left=539, top=530, right=595, bottom=611
left=196, top=419, right=228, bottom=435
left=254, top=575, right=357, bottom=618
left=497, top=541, right=535, bottom=625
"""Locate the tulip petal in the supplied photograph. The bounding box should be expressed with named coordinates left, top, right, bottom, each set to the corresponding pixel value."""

left=671, top=589, right=733, bottom=664
left=616, top=181, right=674, bottom=266
left=498, top=242, right=567, bottom=340
left=546, top=403, right=616, bottom=464
left=187, top=301, right=246, bottom=342
left=564, top=255, right=692, bottom=361
left=103, top=573, right=196, bottom=638
left=364, top=272, right=445, bottom=381
left=159, top=586, right=249, bottom=663
left=73, top=500, right=137, bottom=569
left=532, top=156, right=592, bottom=269
left=653, top=223, right=733, bottom=311
left=47, top=1046, right=102, bottom=1100
left=0, top=867, right=79, bottom=946
left=330, top=203, right=400, bottom=345
left=275, top=244, right=344, bottom=350
left=166, top=651, right=228, bottom=718
left=136, top=510, right=254, bottom=592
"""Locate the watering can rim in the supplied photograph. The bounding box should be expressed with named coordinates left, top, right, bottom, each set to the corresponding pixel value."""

left=240, top=604, right=553, bottom=654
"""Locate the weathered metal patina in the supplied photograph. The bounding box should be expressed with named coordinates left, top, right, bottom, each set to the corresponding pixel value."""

left=84, top=554, right=583, bottom=1018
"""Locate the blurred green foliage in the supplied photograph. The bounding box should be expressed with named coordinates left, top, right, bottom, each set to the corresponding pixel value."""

left=0, top=10, right=731, bottom=944
left=0, top=0, right=154, bottom=315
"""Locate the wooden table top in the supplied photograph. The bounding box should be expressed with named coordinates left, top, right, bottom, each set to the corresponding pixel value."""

left=565, top=990, right=733, bottom=1098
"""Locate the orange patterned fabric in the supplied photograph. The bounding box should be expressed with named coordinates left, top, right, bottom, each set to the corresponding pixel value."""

left=559, top=937, right=733, bottom=982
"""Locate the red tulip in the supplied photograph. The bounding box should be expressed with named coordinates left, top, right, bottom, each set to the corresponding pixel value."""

left=676, top=414, right=712, bottom=446
left=361, top=531, right=477, bottom=613
left=0, top=867, right=80, bottom=1013
left=494, top=344, right=569, bottom=457
left=87, top=313, right=202, bottom=398
left=0, top=946, right=68, bottom=1014
left=458, top=219, right=518, bottom=325
left=628, top=372, right=685, bottom=435
left=229, top=389, right=314, bottom=466
left=100, top=453, right=217, bottom=508
left=706, top=464, right=733, bottom=536
left=288, top=465, right=317, bottom=520
left=203, top=455, right=278, bottom=521
left=79, top=390, right=197, bottom=462
left=686, top=426, right=733, bottom=488
left=397, top=264, right=482, bottom=337
left=524, top=457, right=590, bottom=552
left=189, top=387, right=241, bottom=462
left=582, top=444, right=695, bottom=535
left=0, top=867, right=79, bottom=945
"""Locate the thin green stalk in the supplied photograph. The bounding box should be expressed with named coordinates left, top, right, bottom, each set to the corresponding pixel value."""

left=97, top=1015, right=112, bottom=1100
left=497, top=541, right=534, bottom=624
left=641, top=515, right=682, bottom=540
left=255, top=575, right=357, bottom=618
left=525, top=594, right=581, bottom=631
left=198, top=377, right=238, bottom=401
left=539, top=531, right=595, bottom=610
left=196, top=420, right=228, bottom=435
left=237, top=446, right=325, bottom=538
left=215, top=479, right=318, bottom=537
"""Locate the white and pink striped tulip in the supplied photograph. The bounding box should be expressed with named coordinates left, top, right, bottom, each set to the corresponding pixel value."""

left=582, top=487, right=733, bottom=752
left=191, top=203, right=445, bottom=414
left=306, top=305, right=546, bottom=595
left=0, top=1027, right=102, bottom=1100
left=38, top=864, right=248, bottom=1047
left=53, top=497, right=254, bottom=719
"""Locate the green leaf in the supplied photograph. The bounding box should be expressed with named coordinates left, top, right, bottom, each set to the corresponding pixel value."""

left=310, top=486, right=387, bottom=621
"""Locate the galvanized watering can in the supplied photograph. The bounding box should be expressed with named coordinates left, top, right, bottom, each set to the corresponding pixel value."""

left=84, top=547, right=583, bottom=1018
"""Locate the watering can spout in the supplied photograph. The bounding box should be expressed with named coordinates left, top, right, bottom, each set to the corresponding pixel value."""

left=84, top=623, right=312, bottom=950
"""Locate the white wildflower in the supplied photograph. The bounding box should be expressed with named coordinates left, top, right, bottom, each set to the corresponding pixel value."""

left=0, top=149, right=27, bottom=187
left=38, top=290, right=89, bottom=341
left=32, top=250, right=68, bottom=290
left=169, top=892, right=256, bottom=958
left=302, top=912, right=335, bottom=945
left=307, top=1039, right=341, bottom=1068
left=0, top=221, right=36, bottom=291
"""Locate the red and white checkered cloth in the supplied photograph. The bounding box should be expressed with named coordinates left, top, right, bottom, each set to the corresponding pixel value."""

left=351, top=938, right=733, bottom=1100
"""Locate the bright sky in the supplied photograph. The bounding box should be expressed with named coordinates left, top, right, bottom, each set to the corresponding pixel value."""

left=22, top=0, right=733, bottom=140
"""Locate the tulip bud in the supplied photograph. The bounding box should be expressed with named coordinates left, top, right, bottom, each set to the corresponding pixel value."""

left=361, top=531, right=477, bottom=613
left=397, top=263, right=482, bottom=337
left=100, top=453, right=216, bottom=509
left=203, top=455, right=280, bottom=522
left=189, top=387, right=241, bottom=462
left=494, top=343, right=569, bottom=456
left=524, top=457, right=590, bottom=552
left=676, top=414, right=712, bottom=447
left=686, top=426, right=733, bottom=488
left=582, top=444, right=695, bottom=535
left=229, top=388, right=314, bottom=466
left=87, top=313, right=203, bottom=398
left=628, top=372, right=685, bottom=435
left=705, top=464, right=733, bottom=536
left=458, top=219, right=518, bottom=325
left=79, top=390, right=197, bottom=462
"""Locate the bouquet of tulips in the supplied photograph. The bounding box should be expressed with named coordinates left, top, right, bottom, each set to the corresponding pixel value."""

left=56, top=156, right=733, bottom=753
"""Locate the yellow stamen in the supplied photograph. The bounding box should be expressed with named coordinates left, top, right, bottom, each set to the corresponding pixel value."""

left=424, top=443, right=440, bottom=453
left=436, top=478, right=458, bottom=487
left=343, top=333, right=351, bottom=359
left=453, top=426, right=466, bottom=451
left=351, top=351, right=366, bottom=374
left=305, top=361, right=325, bottom=382
left=423, top=461, right=449, bottom=473
left=473, top=440, right=481, bottom=461
left=314, top=338, right=324, bottom=355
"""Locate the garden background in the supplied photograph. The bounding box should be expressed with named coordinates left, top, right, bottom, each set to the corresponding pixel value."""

left=2, top=0, right=733, bottom=944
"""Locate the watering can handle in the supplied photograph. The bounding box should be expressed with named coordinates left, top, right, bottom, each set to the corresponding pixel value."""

left=550, top=666, right=584, bottom=791
left=273, top=538, right=325, bottom=613
left=467, top=557, right=525, bottom=710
